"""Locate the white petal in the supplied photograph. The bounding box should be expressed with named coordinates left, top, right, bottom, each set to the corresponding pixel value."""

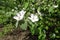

left=53, top=5, right=58, bottom=8
left=18, top=15, right=24, bottom=20
left=30, top=14, right=34, bottom=17
left=19, top=10, right=26, bottom=16
left=17, top=13, right=20, bottom=17
left=32, top=20, right=35, bottom=22
left=13, top=16, right=20, bottom=21
left=35, top=18, right=39, bottom=21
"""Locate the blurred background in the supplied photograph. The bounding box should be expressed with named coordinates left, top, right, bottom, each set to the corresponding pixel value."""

left=0, top=0, right=60, bottom=40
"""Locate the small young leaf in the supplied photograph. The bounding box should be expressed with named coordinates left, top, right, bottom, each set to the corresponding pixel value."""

left=20, top=22, right=27, bottom=30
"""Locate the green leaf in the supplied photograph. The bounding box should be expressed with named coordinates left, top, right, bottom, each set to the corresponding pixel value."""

left=24, top=2, right=29, bottom=9
left=20, top=22, right=27, bottom=30
left=31, top=0, right=35, bottom=3
left=37, top=7, right=40, bottom=11
left=49, top=6, right=54, bottom=13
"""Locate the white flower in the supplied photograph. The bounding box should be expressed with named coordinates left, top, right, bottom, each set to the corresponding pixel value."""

left=28, top=14, right=39, bottom=22
left=53, top=5, right=58, bottom=8
left=13, top=10, right=26, bottom=21
left=13, top=10, right=26, bottom=27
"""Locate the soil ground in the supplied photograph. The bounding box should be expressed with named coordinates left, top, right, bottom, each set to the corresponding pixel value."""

left=0, top=27, right=38, bottom=40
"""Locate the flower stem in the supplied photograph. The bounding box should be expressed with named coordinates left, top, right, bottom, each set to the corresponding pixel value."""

left=16, top=20, right=19, bottom=28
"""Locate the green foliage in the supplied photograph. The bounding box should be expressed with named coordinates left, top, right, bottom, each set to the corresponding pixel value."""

left=0, top=0, right=60, bottom=40
left=0, top=23, right=14, bottom=37
left=3, top=23, right=14, bottom=34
